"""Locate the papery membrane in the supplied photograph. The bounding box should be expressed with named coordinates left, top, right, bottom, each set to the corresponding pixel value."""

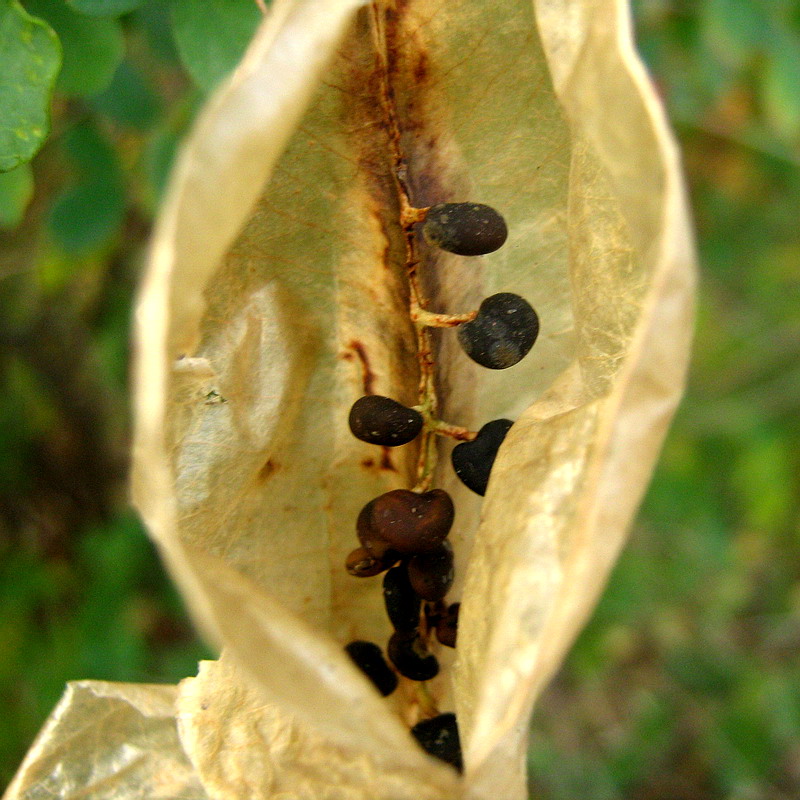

left=8, top=0, right=694, bottom=798
left=4, top=682, right=207, bottom=800
left=132, top=0, right=694, bottom=791
left=176, top=653, right=457, bottom=800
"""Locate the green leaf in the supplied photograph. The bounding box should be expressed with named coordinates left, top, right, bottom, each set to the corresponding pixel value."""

left=760, top=30, right=800, bottom=142
left=91, top=60, right=161, bottom=130
left=0, top=0, right=60, bottom=171
left=0, top=162, right=33, bottom=228
left=701, top=0, right=770, bottom=69
left=67, top=0, right=144, bottom=16
left=132, top=0, right=179, bottom=64
left=24, top=0, right=123, bottom=97
left=170, top=0, right=260, bottom=91
left=48, top=121, right=125, bottom=254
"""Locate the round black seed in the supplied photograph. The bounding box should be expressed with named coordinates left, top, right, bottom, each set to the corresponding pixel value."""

left=422, top=203, right=507, bottom=256
left=451, top=418, right=514, bottom=495
left=344, top=640, right=398, bottom=697
left=408, top=541, right=454, bottom=602
left=383, top=564, right=421, bottom=632
left=457, top=293, right=539, bottom=369
left=410, top=712, right=463, bottom=771
left=435, top=603, right=459, bottom=649
left=348, top=395, right=423, bottom=446
left=387, top=630, right=439, bottom=681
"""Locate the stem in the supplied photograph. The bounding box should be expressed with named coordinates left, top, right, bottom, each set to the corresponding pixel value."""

left=416, top=680, right=439, bottom=718
left=400, top=202, right=430, bottom=227
left=430, top=419, right=477, bottom=441
left=371, top=6, right=444, bottom=718
left=370, top=7, right=439, bottom=491
left=411, top=307, right=477, bottom=328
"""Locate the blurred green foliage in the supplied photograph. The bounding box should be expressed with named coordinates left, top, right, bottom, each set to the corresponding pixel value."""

left=0, top=0, right=798, bottom=797
left=528, top=2, right=800, bottom=799
left=0, top=0, right=261, bottom=784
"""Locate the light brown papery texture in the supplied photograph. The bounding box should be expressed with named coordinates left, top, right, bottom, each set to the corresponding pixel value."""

left=6, top=0, right=695, bottom=799
left=4, top=682, right=208, bottom=800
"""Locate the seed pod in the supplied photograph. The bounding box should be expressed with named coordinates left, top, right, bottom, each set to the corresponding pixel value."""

left=348, top=395, right=423, bottom=446
left=435, top=603, right=459, bottom=649
left=383, top=563, right=422, bottom=631
left=457, top=293, right=539, bottom=369
left=408, top=541, right=454, bottom=602
left=422, top=203, right=507, bottom=256
left=387, top=631, right=439, bottom=681
left=362, top=489, right=454, bottom=555
left=345, top=546, right=395, bottom=577
left=344, top=640, right=398, bottom=697
left=451, top=418, right=514, bottom=495
left=410, top=712, right=463, bottom=771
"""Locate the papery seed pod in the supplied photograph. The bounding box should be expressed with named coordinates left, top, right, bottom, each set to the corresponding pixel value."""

left=457, top=293, right=539, bottom=369
left=344, top=640, right=398, bottom=697
left=348, top=395, right=423, bottom=446
left=387, top=630, right=439, bottom=681
left=345, top=546, right=395, bottom=577
left=422, top=203, right=507, bottom=256
left=383, top=563, right=422, bottom=632
left=408, top=541, right=454, bottom=602
left=364, top=489, right=454, bottom=554
left=435, top=603, right=459, bottom=649
left=410, top=712, right=463, bottom=771
left=451, top=418, right=514, bottom=495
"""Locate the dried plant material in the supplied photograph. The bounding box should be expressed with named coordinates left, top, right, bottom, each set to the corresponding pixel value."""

left=8, top=0, right=695, bottom=798
left=176, top=653, right=458, bottom=800
left=4, top=682, right=207, bottom=800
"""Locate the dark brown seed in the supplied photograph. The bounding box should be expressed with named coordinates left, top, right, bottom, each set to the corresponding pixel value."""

left=451, top=418, right=514, bottom=495
left=408, top=541, right=454, bottom=602
left=344, top=640, right=398, bottom=697
left=410, top=712, right=463, bottom=771
left=387, top=630, right=439, bottom=681
left=345, top=546, right=395, bottom=577
left=435, top=602, right=459, bottom=648
left=457, top=293, right=538, bottom=369
left=362, top=489, right=454, bottom=554
left=383, top=563, right=421, bottom=631
left=422, top=203, right=507, bottom=256
left=356, top=499, right=399, bottom=561
left=348, top=395, right=423, bottom=446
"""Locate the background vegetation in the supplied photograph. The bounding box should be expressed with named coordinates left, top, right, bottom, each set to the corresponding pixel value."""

left=1, top=1, right=798, bottom=797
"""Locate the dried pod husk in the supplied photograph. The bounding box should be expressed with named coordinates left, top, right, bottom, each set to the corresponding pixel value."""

left=408, top=541, right=455, bottom=602
left=8, top=0, right=697, bottom=798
